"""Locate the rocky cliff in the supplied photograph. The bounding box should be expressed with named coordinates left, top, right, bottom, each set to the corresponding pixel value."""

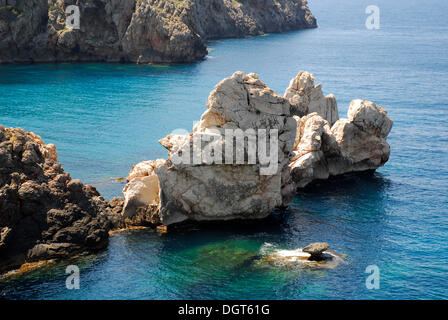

left=0, top=125, right=123, bottom=273
left=0, top=0, right=316, bottom=63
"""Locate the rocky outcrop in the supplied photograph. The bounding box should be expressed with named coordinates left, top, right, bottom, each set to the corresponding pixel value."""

left=284, top=71, right=339, bottom=125
left=0, top=70, right=393, bottom=272
left=302, top=242, right=328, bottom=260
left=0, top=125, right=122, bottom=273
left=123, top=71, right=297, bottom=225
left=0, top=0, right=316, bottom=64
left=121, top=159, right=165, bottom=226
left=259, top=242, right=346, bottom=269
left=123, top=70, right=393, bottom=226
left=289, top=98, right=393, bottom=188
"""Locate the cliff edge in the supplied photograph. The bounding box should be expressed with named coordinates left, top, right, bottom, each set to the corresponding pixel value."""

left=0, top=0, right=316, bottom=64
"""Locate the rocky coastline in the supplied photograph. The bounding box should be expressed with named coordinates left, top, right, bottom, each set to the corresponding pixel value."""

left=0, top=125, right=123, bottom=273
left=0, top=0, right=316, bottom=64
left=0, top=70, right=392, bottom=274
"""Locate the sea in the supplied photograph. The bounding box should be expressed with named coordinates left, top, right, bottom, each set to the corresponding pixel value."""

left=0, top=0, right=447, bottom=299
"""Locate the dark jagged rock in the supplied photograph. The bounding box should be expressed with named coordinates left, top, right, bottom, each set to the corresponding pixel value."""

left=0, top=0, right=316, bottom=64
left=0, top=125, right=122, bottom=273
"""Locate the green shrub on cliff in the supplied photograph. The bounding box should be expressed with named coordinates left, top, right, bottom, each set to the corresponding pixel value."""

left=0, top=5, right=23, bottom=17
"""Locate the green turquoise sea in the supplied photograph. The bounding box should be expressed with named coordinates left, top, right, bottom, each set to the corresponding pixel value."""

left=0, top=0, right=447, bottom=299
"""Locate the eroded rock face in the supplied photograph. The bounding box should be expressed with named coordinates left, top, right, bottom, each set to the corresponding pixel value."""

left=289, top=99, right=393, bottom=188
left=123, top=70, right=393, bottom=225
left=284, top=71, right=339, bottom=126
left=121, top=159, right=165, bottom=226
left=347, top=99, right=393, bottom=139
left=123, top=71, right=297, bottom=225
left=122, top=0, right=206, bottom=63
left=0, top=0, right=316, bottom=63
left=289, top=113, right=334, bottom=188
left=0, top=126, right=120, bottom=273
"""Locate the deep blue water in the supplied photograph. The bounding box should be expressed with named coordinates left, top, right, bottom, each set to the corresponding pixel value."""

left=0, top=0, right=447, bottom=299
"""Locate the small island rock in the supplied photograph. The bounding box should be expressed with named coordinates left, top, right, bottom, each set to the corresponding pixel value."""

left=302, top=242, right=329, bottom=260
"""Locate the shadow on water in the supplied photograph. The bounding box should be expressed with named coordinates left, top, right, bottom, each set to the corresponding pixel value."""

left=162, top=171, right=394, bottom=237
left=0, top=171, right=396, bottom=300
left=0, top=62, right=200, bottom=86
left=297, top=170, right=392, bottom=197
left=292, top=170, right=392, bottom=223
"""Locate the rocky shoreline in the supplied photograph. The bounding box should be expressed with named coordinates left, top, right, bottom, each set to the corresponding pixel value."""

left=0, top=0, right=316, bottom=64
left=0, top=125, right=126, bottom=273
left=0, top=70, right=392, bottom=274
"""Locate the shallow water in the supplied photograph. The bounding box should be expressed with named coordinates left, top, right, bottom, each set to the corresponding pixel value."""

left=0, top=0, right=447, bottom=299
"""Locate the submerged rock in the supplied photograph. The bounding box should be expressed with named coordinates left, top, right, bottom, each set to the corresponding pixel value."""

left=0, top=126, right=120, bottom=273
left=259, top=242, right=346, bottom=269
left=0, top=0, right=316, bottom=64
left=192, top=240, right=259, bottom=272
left=302, top=242, right=329, bottom=260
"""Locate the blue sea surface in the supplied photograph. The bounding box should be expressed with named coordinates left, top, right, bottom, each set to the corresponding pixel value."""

left=0, top=0, right=447, bottom=299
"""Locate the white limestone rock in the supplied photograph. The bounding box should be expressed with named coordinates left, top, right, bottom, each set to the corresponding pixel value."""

left=347, top=99, right=393, bottom=138
left=123, top=71, right=297, bottom=225
left=122, top=70, right=393, bottom=226
left=284, top=71, right=339, bottom=126
left=330, top=119, right=391, bottom=175
left=154, top=71, right=297, bottom=225
left=290, top=99, right=393, bottom=188
left=121, top=159, right=165, bottom=225
left=126, top=158, right=166, bottom=182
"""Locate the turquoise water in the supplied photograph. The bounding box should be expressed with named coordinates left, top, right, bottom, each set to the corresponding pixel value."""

left=1, top=0, right=448, bottom=299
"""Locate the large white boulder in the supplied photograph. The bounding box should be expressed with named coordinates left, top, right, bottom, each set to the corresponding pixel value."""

left=154, top=72, right=297, bottom=225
